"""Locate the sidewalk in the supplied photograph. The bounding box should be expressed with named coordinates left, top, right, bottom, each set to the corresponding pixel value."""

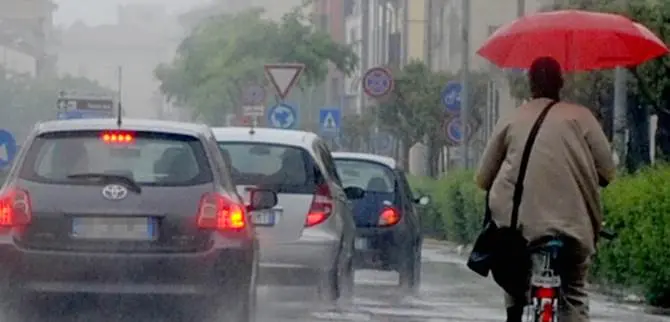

left=422, top=237, right=667, bottom=314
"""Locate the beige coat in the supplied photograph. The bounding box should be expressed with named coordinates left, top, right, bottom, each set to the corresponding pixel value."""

left=476, top=98, right=616, bottom=255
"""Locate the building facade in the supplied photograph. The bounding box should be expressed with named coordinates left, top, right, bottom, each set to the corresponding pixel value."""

left=0, top=0, right=57, bottom=76
left=57, top=4, right=183, bottom=119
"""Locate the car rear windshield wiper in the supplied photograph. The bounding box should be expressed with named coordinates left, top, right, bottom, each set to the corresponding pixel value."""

left=66, top=173, right=142, bottom=194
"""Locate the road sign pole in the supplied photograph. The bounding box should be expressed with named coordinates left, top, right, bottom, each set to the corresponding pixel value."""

left=461, top=0, right=471, bottom=169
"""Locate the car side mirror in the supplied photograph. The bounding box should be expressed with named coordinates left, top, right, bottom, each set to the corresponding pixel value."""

left=415, top=195, right=430, bottom=206
left=247, top=188, right=278, bottom=211
left=344, top=186, right=365, bottom=200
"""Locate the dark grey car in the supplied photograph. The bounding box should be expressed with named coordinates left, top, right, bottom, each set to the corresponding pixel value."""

left=0, top=119, right=276, bottom=322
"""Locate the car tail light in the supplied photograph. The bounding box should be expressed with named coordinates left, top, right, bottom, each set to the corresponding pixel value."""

left=197, top=193, right=246, bottom=231
left=305, top=183, right=333, bottom=227
left=0, top=188, right=32, bottom=227
left=101, top=132, right=134, bottom=144
left=378, top=207, right=400, bottom=226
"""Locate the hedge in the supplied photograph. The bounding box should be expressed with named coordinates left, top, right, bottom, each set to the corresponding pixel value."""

left=410, top=164, right=670, bottom=307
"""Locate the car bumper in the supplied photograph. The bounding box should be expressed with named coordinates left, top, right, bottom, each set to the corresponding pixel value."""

left=0, top=236, right=255, bottom=297
left=258, top=233, right=339, bottom=286
left=353, top=225, right=409, bottom=270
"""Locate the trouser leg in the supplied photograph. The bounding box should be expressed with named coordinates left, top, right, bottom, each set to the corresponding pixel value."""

left=559, top=254, right=591, bottom=322
left=504, top=292, right=524, bottom=322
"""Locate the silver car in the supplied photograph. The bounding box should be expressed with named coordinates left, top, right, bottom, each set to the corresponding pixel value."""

left=212, top=127, right=363, bottom=302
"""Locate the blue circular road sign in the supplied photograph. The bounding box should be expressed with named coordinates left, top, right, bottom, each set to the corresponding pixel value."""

left=445, top=117, right=471, bottom=145
left=242, top=84, right=266, bottom=105
left=362, top=67, right=394, bottom=98
left=0, top=129, right=17, bottom=169
left=442, top=81, right=462, bottom=114
left=267, top=103, right=298, bottom=129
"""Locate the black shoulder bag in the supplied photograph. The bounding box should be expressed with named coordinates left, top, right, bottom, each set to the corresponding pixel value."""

left=466, top=100, right=558, bottom=300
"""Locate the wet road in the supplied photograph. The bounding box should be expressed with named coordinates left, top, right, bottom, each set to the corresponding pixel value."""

left=8, top=242, right=670, bottom=321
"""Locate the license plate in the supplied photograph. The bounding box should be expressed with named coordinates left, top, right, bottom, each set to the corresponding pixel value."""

left=252, top=209, right=280, bottom=226
left=355, top=238, right=368, bottom=250
left=71, top=217, right=155, bottom=240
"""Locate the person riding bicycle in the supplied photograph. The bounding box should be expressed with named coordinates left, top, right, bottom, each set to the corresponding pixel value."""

left=475, top=56, right=616, bottom=322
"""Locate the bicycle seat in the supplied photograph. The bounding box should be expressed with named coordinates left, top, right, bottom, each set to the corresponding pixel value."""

left=528, top=235, right=564, bottom=252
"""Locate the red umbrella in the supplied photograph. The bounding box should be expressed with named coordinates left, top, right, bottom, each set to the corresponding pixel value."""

left=477, top=10, right=669, bottom=71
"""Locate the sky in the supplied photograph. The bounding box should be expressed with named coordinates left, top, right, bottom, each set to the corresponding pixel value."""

left=53, top=0, right=208, bottom=26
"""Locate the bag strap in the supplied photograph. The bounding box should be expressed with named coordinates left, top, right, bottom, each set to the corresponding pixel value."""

left=510, top=100, right=558, bottom=228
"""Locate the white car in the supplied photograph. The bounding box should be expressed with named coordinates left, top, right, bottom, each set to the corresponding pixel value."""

left=212, top=127, right=363, bottom=302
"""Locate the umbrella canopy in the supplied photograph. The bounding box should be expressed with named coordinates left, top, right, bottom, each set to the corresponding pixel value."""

left=477, top=10, right=669, bottom=71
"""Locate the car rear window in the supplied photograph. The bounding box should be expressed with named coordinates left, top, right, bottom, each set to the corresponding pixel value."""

left=334, top=159, right=395, bottom=193
left=217, top=142, right=317, bottom=194
left=19, top=130, right=212, bottom=186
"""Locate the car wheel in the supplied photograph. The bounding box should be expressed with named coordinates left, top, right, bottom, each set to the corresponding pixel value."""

left=200, top=268, right=257, bottom=322
left=339, top=255, right=355, bottom=302
left=398, top=244, right=419, bottom=293
left=317, top=266, right=340, bottom=304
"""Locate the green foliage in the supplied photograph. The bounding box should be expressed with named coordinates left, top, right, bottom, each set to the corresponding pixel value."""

left=377, top=61, right=448, bottom=146
left=156, top=6, right=358, bottom=124
left=409, top=171, right=485, bottom=244
left=0, top=68, right=112, bottom=142
left=530, top=0, right=670, bottom=161
left=413, top=164, right=670, bottom=307
left=594, top=164, right=670, bottom=307
left=339, top=108, right=376, bottom=152
left=377, top=61, right=491, bottom=147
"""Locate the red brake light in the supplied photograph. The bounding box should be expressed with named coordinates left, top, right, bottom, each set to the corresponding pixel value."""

left=536, top=287, right=555, bottom=299
left=0, top=188, right=32, bottom=227
left=305, top=183, right=333, bottom=227
left=197, top=193, right=246, bottom=231
left=101, top=132, right=134, bottom=144
left=378, top=207, right=400, bottom=226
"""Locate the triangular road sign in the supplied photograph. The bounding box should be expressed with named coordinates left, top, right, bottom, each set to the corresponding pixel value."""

left=264, top=63, right=304, bottom=100
left=323, top=113, right=336, bottom=130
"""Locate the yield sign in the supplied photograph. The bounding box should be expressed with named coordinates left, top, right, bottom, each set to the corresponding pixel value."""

left=264, top=63, right=304, bottom=100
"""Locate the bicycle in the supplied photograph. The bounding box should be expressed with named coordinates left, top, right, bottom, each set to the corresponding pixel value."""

left=525, top=230, right=617, bottom=322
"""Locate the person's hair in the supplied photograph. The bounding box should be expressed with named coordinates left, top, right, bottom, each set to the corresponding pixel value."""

left=528, top=56, right=563, bottom=101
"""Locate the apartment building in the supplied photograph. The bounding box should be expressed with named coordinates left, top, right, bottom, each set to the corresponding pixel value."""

left=57, top=4, right=183, bottom=118
left=0, top=0, right=57, bottom=76
left=344, top=0, right=403, bottom=114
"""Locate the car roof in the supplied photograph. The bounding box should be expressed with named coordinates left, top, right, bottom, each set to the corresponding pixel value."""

left=33, top=118, right=212, bottom=137
left=331, top=152, right=397, bottom=169
left=211, top=127, right=319, bottom=149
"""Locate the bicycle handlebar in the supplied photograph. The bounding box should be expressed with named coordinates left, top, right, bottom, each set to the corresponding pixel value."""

left=599, top=229, right=617, bottom=240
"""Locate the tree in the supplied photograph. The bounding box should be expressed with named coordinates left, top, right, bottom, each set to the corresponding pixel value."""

left=374, top=61, right=489, bottom=175
left=0, top=68, right=113, bottom=141
left=525, top=0, right=670, bottom=169
left=155, top=6, right=358, bottom=124
left=340, top=109, right=376, bottom=152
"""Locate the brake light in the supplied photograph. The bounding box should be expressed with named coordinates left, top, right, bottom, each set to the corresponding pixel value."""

left=536, top=287, right=555, bottom=299
left=0, top=188, right=32, bottom=227
left=196, top=193, right=246, bottom=231
left=305, top=183, right=333, bottom=227
left=101, top=132, right=134, bottom=143
left=378, top=207, right=400, bottom=226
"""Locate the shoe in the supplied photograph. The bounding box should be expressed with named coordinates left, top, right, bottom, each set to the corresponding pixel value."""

left=506, top=305, right=523, bottom=322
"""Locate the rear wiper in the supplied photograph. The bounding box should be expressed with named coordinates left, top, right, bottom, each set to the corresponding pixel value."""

left=66, top=173, right=142, bottom=194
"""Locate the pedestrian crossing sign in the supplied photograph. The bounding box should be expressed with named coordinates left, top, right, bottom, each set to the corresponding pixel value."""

left=318, top=108, right=341, bottom=136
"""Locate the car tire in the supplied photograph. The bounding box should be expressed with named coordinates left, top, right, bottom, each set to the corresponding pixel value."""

left=398, top=243, right=419, bottom=293
left=317, top=266, right=340, bottom=304
left=200, top=269, right=257, bottom=322
left=339, top=254, right=355, bottom=302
